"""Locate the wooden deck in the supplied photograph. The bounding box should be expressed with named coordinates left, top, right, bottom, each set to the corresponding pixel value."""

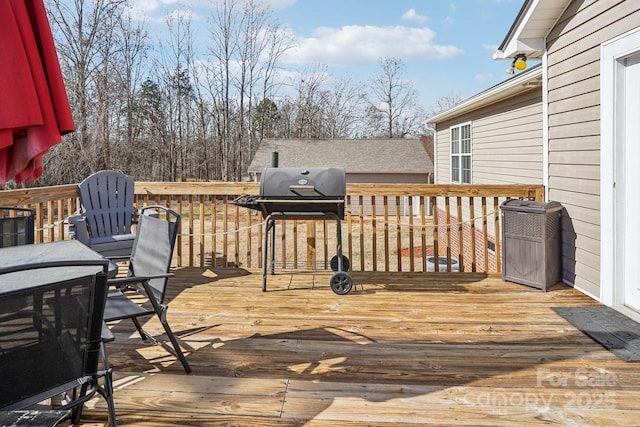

left=76, top=269, right=640, bottom=426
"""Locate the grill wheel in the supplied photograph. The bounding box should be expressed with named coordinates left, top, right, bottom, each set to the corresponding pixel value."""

left=330, top=271, right=353, bottom=295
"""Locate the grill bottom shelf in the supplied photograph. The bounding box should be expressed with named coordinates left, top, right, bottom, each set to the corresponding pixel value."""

left=262, top=212, right=353, bottom=295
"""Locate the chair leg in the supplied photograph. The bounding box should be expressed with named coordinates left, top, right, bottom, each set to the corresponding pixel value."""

left=130, top=314, right=191, bottom=373
left=101, top=341, right=117, bottom=424
left=95, top=371, right=117, bottom=427
left=69, top=384, right=88, bottom=424
left=62, top=371, right=116, bottom=427
left=132, top=317, right=148, bottom=341
left=160, top=319, right=192, bottom=374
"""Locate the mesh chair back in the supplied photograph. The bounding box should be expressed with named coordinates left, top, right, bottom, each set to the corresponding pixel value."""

left=0, top=261, right=108, bottom=410
left=0, top=207, right=34, bottom=247
left=129, top=207, right=179, bottom=303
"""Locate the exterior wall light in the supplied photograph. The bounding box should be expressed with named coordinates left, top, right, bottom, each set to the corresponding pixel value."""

left=513, top=54, right=527, bottom=71
left=505, top=53, right=527, bottom=75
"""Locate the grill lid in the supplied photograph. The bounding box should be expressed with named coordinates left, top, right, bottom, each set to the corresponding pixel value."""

left=259, top=167, right=345, bottom=199
left=233, top=167, right=346, bottom=219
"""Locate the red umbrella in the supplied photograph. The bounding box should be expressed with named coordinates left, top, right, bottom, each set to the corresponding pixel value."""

left=0, top=0, right=75, bottom=186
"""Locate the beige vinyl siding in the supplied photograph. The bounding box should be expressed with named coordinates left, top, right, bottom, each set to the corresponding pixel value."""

left=435, top=88, right=543, bottom=185
left=546, top=0, right=639, bottom=296
left=435, top=128, right=451, bottom=183
left=432, top=88, right=542, bottom=248
left=473, top=98, right=543, bottom=184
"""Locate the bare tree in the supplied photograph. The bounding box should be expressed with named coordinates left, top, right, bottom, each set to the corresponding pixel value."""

left=43, top=0, right=150, bottom=184
left=427, top=92, right=463, bottom=117
left=42, top=2, right=440, bottom=186
left=320, top=77, right=366, bottom=138
left=161, top=13, right=197, bottom=182
left=206, top=0, right=293, bottom=179
left=235, top=0, right=268, bottom=176
left=207, top=0, right=240, bottom=180
left=291, top=66, right=328, bottom=138
left=367, top=57, right=425, bottom=138
left=257, top=21, right=294, bottom=128
left=111, top=15, right=149, bottom=175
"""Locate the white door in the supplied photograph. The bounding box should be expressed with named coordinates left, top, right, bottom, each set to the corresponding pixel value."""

left=621, top=54, right=640, bottom=311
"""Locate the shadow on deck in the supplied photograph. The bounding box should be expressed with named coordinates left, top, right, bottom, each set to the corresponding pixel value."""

left=77, top=268, right=639, bottom=426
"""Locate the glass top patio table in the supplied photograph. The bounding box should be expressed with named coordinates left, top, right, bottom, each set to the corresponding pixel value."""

left=0, top=240, right=114, bottom=294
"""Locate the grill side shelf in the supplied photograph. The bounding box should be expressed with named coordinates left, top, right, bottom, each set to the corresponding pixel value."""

left=255, top=199, right=344, bottom=204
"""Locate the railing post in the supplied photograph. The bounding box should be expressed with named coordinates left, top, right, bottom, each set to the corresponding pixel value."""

left=306, top=220, right=316, bottom=270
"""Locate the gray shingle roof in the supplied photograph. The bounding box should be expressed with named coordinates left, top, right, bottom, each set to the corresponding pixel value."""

left=248, top=139, right=433, bottom=174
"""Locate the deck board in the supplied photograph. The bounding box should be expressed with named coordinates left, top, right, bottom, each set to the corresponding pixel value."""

left=74, top=269, right=640, bottom=426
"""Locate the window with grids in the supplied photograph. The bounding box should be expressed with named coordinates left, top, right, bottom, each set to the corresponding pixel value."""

left=450, top=123, right=471, bottom=183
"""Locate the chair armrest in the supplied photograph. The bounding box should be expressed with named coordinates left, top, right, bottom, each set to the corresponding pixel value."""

left=101, top=321, right=115, bottom=343
left=107, top=273, right=174, bottom=287
left=140, top=206, right=160, bottom=218
left=68, top=214, right=90, bottom=244
left=106, top=254, right=130, bottom=264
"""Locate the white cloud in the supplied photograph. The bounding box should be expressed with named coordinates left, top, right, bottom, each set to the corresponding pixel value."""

left=125, top=1, right=202, bottom=24
left=282, top=25, right=463, bottom=66
left=192, top=0, right=298, bottom=8
left=126, top=0, right=296, bottom=22
left=483, top=43, right=498, bottom=51
left=442, top=16, right=454, bottom=25
left=166, top=8, right=200, bottom=22
left=401, top=8, right=428, bottom=24
left=261, top=0, right=297, bottom=9
left=125, top=0, right=160, bottom=21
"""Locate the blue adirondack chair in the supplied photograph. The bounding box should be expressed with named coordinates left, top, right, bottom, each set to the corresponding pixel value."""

left=69, top=170, right=137, bottom=259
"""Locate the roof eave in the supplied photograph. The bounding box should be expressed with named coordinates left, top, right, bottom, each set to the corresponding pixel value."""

left=492, top=0, right=572, bottom=60
left=424, top=64, right=542, bottom=125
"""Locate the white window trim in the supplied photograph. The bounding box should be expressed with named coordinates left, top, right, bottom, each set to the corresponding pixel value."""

left=450, top=122, right=472, bottom=184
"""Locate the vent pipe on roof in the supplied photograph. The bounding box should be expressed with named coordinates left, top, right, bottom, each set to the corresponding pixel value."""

left=271, top=151, right=279, bottom=167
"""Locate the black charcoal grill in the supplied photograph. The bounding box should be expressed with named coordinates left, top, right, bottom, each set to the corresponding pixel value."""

left=233, top=167, right=353, bottom=294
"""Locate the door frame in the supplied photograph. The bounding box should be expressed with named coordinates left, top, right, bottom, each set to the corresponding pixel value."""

left=601, top=27, right=640, bottom=319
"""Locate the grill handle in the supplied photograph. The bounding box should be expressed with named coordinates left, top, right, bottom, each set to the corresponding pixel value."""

left=289, top=185, right=316, bottom=191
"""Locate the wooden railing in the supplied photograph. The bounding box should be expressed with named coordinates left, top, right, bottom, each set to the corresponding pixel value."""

left=0, top=182, right=544, bottom=273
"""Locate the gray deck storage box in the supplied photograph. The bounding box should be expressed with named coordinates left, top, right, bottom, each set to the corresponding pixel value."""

left=501, top=199, right=562, bottom=291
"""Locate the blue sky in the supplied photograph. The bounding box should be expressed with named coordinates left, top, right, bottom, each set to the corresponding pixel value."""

left=128, top=0, right=526, bottom=110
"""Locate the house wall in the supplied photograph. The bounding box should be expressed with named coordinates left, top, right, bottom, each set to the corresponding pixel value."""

left=546, top=0, right=640, bottom=297
left=434, top=87, right=543, bottom=185
left=433, top=88, right=543, bottom=267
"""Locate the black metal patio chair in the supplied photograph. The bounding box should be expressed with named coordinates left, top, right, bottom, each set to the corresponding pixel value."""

left=102, top=205, right=191, bottom=374
left=0, top=207, right=34, bottom=247
left=0, top=252, right=116, bottom=426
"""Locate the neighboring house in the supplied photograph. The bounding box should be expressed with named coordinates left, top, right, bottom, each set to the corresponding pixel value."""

left=248, top=138, right=432, bottom=184
left=427, top=64, right=543, bottom=185
left=426, top=64, right=543, bottom=272
left=427, top=0, right=640, bottom=321
left=248, top=138, right=433, bottom=216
